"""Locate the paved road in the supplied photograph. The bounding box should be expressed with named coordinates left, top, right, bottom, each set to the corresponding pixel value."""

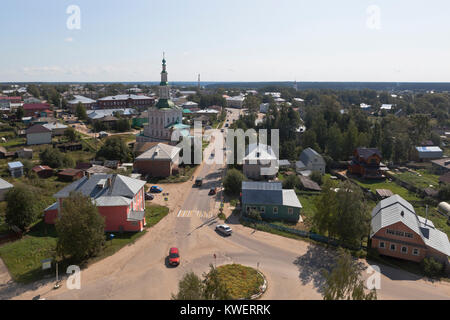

left=3, top=107, right=450, bottom=300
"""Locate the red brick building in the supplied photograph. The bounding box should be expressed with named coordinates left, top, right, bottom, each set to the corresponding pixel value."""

left=370, top=195, right=450, bottom=268
left=134, top=143, right=181, bottom=178
left=97, top=94, right=154, bottom=109
left=348, top=147, right=383, bottom=179
left=45, top=174, right=147, bottom=232
left=23, top=103, right=52, bottom=117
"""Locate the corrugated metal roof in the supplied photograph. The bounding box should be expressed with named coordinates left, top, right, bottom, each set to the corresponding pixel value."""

left=8, top=161, right=23, bottom=169
left=242, top=181, right=282, bottom=191
left=371, top=195, right=450, bottom=256
left=54, top=174, right=146, bottom=207
left=282, top=190, right=302, bottom=208
left=136, top=143, right=180, bottom=161
left=416, top=146, right=443, bottom=153
left=0, top=178, right=13, bottom=189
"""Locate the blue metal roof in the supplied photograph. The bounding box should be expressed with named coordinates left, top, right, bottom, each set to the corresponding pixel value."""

left=8, top=161, right=23, bottom=169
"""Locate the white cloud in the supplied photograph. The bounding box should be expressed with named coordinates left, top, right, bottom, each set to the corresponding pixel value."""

left=64, top=37, right=74, bottom=42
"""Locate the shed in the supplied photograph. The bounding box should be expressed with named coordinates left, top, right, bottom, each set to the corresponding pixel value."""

left=32, top=165, right=54, bottom=178
left=25, top=124, right=52, bottom=145
left=415, top=146, right=444, bottom=161
left=15, top=148, right=33, bottom=159
left=57, top=168, right=84, bottom=182
left=0, top=178, right=13, bottom=201
left=8, top=161, right=24, bottom=178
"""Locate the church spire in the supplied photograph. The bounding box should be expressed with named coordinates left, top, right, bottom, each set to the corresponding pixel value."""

left=159, top=52, right=170, bottom=100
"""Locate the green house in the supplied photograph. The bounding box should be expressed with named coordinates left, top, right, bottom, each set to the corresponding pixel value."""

left=241, top=181, right=302, bottom=222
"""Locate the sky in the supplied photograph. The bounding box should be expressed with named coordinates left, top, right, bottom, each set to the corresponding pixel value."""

left=1, top=0, right=450, bottom=83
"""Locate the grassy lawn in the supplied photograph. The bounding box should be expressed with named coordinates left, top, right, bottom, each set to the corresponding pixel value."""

left=393, top=170, right=440, bottom=189
left=0, top=204, right=169, bottom=284
left=353, top=177, right=421, bottom=202
left=145, top=204, right=170, bottom=227
left=216, top=264, right=264, bottom=299
left=296, top=192, right=320, bottom=231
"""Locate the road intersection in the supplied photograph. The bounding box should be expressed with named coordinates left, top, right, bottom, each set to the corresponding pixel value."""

left=2, top=108, right=449, bottom=300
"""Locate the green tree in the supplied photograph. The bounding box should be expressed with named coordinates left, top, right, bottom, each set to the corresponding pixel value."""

left=39, top=146, right=74, bottom=168
left=310, top=171, right=323, bottom=186
left=202, top=264, right=232, bottom=300
left=322, top=248, right=377, bottom=300
left=15, top=106, right=24, bottom=120
left=5, top=185, right=40, bottom=230
left=313, top=179, right=338, bottom=236
left=282, top=174, right=300, bottom=190
left=76, top=102, right=87, bottom=120
left=96, top=136, right=133, bottom=162
left=223, top=168, right=245, bottom=196
left=56, top=192, right=105, bottom=261
left=64, top=127, right=79, bottom=142
left=171, top=272, right=205, bottom=300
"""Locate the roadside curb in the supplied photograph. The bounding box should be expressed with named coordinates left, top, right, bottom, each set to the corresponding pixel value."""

left=248, top=270, right=267, bottom=300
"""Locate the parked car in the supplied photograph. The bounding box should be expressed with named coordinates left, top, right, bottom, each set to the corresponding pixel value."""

left=168, top=247, right=180, bottom=266
left=215, top=224, right=232, bottom=236
left=208, top=187, right=217, bottom=195
left=150, top=186, right=163, bottom=193
left=145, top=193, right=154, bottom=200
left=225, top=123, right=229, bottom=127
left=195, top=177, right=203, bottom=187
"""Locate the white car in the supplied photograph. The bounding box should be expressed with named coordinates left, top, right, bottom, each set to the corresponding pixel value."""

left=215, top=224, right=232, bottom=236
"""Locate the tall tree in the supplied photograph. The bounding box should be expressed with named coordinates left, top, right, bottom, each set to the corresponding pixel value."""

left=5, top=185, right=40, bottom=230
left=56, top=192, right=105, bottom=261
left=322, top=248, right=377, bottom=300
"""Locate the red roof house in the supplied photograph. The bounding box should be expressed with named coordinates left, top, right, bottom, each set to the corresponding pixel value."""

left=44, top=174, right=147, bottom=232
left=23, top=103, right=52, bottom=116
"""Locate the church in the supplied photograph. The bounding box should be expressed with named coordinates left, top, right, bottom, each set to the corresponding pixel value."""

left=137, top=55, right=189, bottom=144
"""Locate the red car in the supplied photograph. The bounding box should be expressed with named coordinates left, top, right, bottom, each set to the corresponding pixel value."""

left=168, top=247, right=180, bottom=266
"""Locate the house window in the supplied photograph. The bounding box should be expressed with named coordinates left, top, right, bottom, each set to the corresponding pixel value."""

left=260, top=207, right=265, bottom=213
left=288, top=208, right=294, bottom=215
left=401, top=246, right=408, bottom=254
left=413, top=248, right=420, bottom=256
left=379, top=241, right=385, bottom=249
left=390, top=244, right=396, bottom=251
left=273, top=207, right=278, bottom=214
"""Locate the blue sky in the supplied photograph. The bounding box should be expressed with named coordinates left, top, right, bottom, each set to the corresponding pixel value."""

left=1, top=0, right=450, bottom=82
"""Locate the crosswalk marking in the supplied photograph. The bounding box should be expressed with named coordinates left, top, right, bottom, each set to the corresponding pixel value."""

left=176, top=209, right=215, bottom=219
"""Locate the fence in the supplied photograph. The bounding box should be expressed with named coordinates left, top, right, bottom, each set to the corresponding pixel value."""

left=241, top=216, right=364, bottom=251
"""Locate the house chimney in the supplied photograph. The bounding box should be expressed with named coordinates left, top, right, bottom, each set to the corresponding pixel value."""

left=107, top=177, right=112, bottom=188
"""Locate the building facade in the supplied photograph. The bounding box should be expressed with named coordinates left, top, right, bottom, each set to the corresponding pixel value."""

left=370, top=195, right=450, bottom=267
left=45, top=174, right=147, bottom=232
left=241, top=181, right=302, bottom=223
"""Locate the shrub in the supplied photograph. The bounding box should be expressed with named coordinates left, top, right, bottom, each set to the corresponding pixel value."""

left=310, top=171, right=323, bottom=185
left=282, top=174, right=300, bottom=189
left=421, top=257, right=444, bottom=278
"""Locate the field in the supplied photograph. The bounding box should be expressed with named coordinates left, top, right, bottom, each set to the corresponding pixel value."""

left=391, top=169, right=440, bottom=189
left=353, top=177, right=421, bottom=202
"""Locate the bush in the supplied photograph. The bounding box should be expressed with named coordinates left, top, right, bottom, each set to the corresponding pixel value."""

left=39, top=146, right=74, bottom=169
left=282, top=174, right=300, bottom=189
left=421, top=257, right=444, bottom=278
left=310, top=171, right=323, bottom=185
